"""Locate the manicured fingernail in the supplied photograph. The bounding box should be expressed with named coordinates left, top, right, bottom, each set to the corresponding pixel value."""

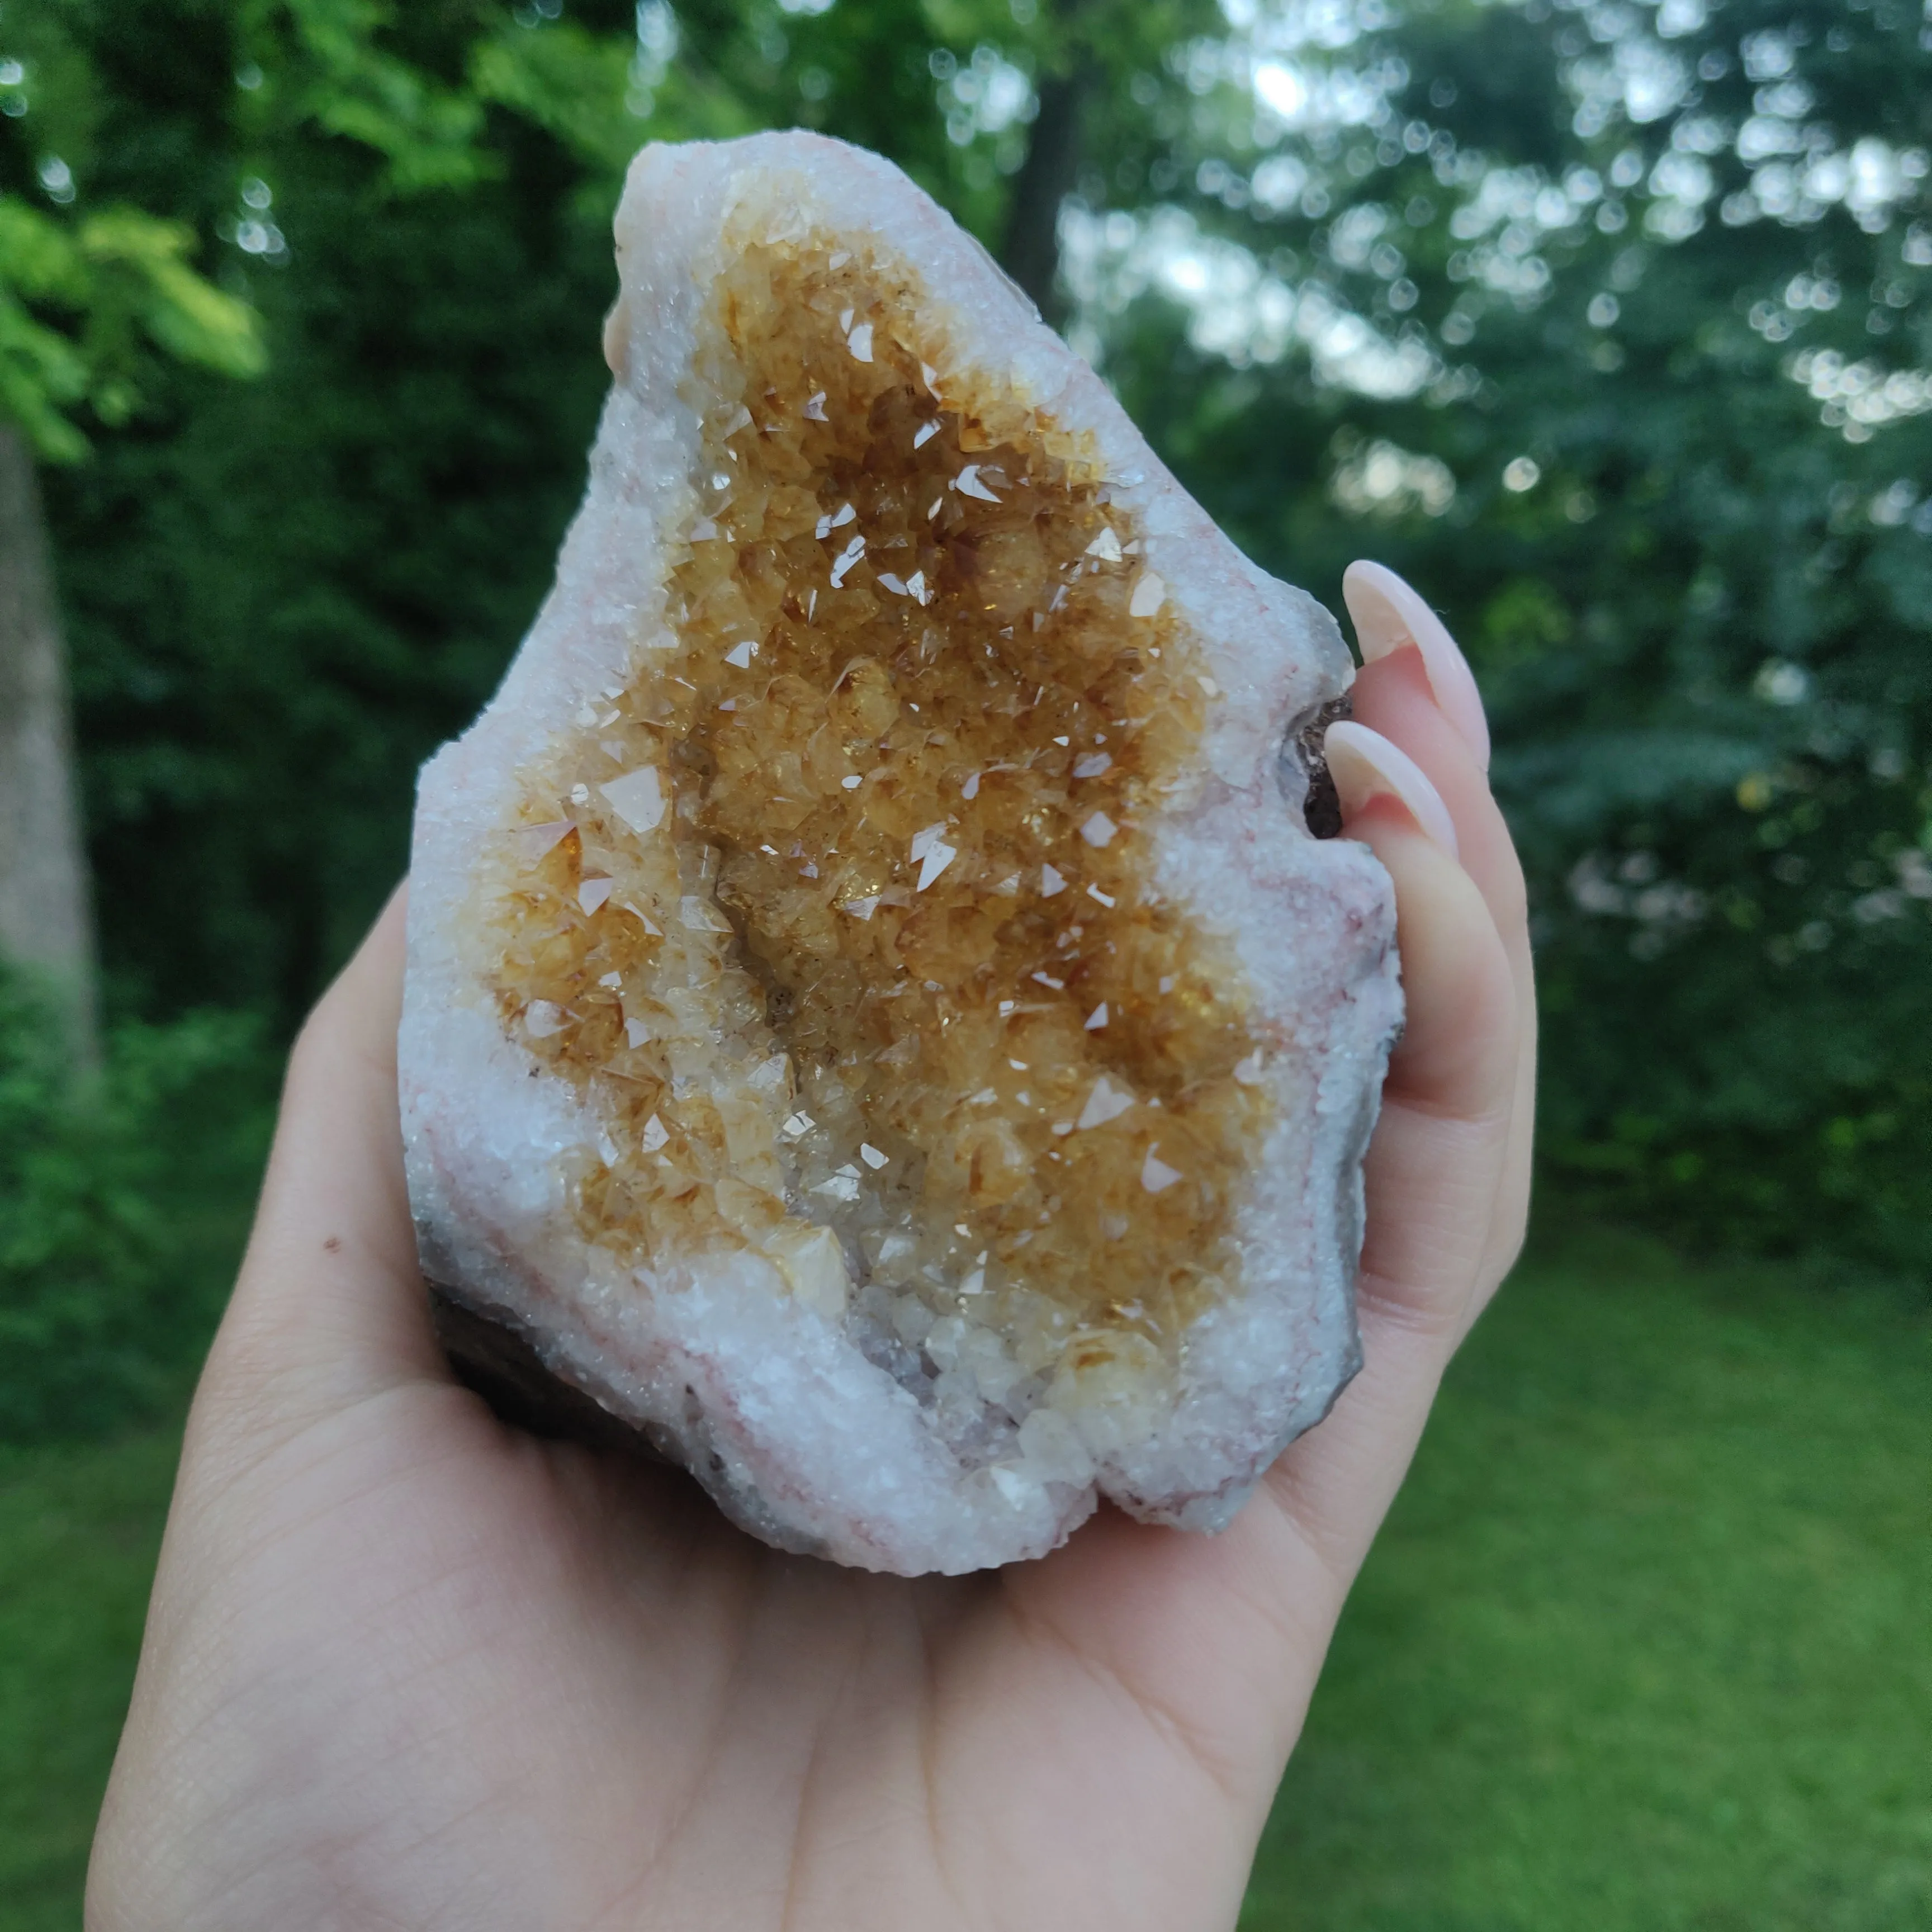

left=1342, top=560, right=1491, bottom=771
left=1323, top=721, right=1460, bottom=860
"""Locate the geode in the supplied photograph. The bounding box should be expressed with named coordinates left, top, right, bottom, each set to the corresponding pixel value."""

left=400, top=132, right=1401, bottom=1575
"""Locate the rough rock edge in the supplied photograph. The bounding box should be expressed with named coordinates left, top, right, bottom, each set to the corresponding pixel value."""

left=402, top=132, right=1402, bottom=1574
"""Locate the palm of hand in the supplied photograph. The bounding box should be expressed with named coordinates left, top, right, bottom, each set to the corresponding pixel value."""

left=91, top=638, right=1532, bottom=1932
left=168, top=1375, right=1295, bottom=1931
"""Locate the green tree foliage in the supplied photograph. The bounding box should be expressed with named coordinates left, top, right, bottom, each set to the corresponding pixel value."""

left=1, top=0, right=1921, bottom=1453
left=0, top=957, right=269, bottom=1437
left=0, top=197, right=263, bottom=457
left=1055, top=0, right=1931, bottom=1266
left=23, top=0, right=1124, bottom=1013
left=0, top=7, right=262, bottom=457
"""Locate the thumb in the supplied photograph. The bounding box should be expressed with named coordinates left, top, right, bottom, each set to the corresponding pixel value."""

left=195, top=882, right=448, bottom=1462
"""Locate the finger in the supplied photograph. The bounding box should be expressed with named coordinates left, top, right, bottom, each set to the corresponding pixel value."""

left=1342, top=561, right=1524, bottom=958
left=1251, top=752, right=1519, bottom=1598
left=1343, top=558, right=1490, bottom=769
left=1338, top=811, right=1519, bottom=1351
left=1325, top=730, right=1516, bottom=1122
left=198, top=882, right=446, bottom=1452
left=1351, top=648, right=1526, bottom=964
left=1339, top=566, right=1538, bottom=1303
left=1325, top=733, right=1516, bottom=1363
left=1346, top=657, right=1538, bottom=1304
left=1323, top=720, right=1459, bottom=856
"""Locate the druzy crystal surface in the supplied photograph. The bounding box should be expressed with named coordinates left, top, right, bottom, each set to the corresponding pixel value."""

left=401, top=134, right=1401, bottom=1574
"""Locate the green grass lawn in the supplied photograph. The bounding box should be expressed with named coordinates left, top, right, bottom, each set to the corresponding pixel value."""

left=0, top=1237, right=1924, bottom=1930
left=0, top=1420, right=181, bottom=1931
left=1246, top=1235, right=1930, bottom=1931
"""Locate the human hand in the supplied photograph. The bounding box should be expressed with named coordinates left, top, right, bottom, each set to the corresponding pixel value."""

left=88, top=560, right=1533, bottom=1932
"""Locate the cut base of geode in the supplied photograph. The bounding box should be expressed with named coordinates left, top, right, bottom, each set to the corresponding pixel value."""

left=401, top=132, right=1401, bottom=1575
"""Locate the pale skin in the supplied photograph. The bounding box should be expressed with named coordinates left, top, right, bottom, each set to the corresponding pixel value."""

left=88, top=566, right=1534, bottom=1932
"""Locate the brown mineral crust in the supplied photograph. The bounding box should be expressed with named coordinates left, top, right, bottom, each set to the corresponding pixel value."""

left=429, top=1282, right=664, bottom=1460
left=1292, top=695, right=1352, bottom=841
left=472, top=226, right=1281, bottom=1366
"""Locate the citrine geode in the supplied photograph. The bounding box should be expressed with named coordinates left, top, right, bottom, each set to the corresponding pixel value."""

left=400, top=133, right=1401, bottom=1575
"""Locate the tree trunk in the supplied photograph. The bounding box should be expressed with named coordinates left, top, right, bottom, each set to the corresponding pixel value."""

left=1000, top=3, right=1095, bottom=328
left=1005, top=0, right=1097, bottom=328
left=0, top=423, right=100, bottom=1070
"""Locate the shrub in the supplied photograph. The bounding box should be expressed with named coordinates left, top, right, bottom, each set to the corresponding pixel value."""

left=0, top=963, right=271, bottom=1442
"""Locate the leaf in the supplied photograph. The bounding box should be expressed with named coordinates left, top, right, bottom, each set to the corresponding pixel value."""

left=0, top=198, right=87, bottom=305
left=0, top=198, right=262, bottom=457
left=0, top=210, right=92, bottom=457
left=78, top=212, right=267, bottom=381
left=0, top=323, right=91, bottom=460
left=249, top=0, right=495, bottom=194
left=468, top=25, right=643, bottom=177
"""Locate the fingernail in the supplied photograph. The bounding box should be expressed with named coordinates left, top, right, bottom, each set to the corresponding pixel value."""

left=1342, top=561, right=1491, bottom=771
left=1323, top=721, right=1460, bottom=860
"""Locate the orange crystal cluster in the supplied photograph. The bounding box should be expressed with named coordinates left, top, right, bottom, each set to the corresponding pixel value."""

left=478, top=229, right=1271, bottom=1363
